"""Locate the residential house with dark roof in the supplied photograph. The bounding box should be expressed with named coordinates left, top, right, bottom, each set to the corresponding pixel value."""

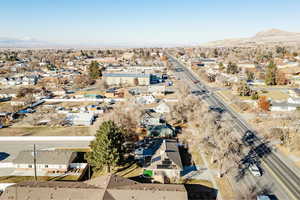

left=144, top=139, right=183, bottom=181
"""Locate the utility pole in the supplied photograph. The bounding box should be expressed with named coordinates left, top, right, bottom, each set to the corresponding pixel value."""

left=33, top=144, right=37, bottom=181
left=88, top=164, right=91, bottom=180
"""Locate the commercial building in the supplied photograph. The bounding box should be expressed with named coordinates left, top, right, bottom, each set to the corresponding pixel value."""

left=103, top=73, right=151, bottom=86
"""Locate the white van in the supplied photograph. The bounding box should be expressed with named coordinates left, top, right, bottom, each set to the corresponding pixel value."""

left=249, top=164, right=262, bottom=176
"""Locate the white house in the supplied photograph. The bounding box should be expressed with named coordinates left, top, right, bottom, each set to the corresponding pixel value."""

left=136, top=95, right=157, bottom=104
left=66, top=113, right=95, bottom=126
left=148, top=85, right=166, bottom=95
left=12, top=150, right=78, bottom=175
left=270, top=98, right=300, bottom=112
left=154, top=102, right=170, bottom=114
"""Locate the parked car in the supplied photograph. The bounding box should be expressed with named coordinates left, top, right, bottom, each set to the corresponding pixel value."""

left=242, top=130, right=256, bottom=146
left=175, top=68, right=184, bottom=72
left=208, top=106, right=224, bottom=113
left=249, top=164, right=262, bottom=176
left=191, top=90, right=204, bottom=96
left=256, top=195, right=271, bottom=200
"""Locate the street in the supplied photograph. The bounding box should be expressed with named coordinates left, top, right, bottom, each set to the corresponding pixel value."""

left=167, top=53, right=300, bottom=200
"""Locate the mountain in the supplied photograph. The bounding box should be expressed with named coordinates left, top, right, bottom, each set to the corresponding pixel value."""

left=202, top=29, right=300, bottom=47
left=0, top=37, right=56, bottom=48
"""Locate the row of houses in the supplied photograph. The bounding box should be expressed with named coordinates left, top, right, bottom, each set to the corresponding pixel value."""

left=0, top=75, right=39, bottom=86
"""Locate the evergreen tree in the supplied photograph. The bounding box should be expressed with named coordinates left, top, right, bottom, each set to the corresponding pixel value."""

left=226, top=62, right=239, bottom=74
left=85, top=121, right=125, bottom=172
left=88, top=61, right=101, bottom=79
left=265, top=61, right=277, bottom=85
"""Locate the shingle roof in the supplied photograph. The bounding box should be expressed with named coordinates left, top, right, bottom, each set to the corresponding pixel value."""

left=149, top=139, right=183, bottom=169
left=164, top=139, right=183, bottom=169
left=272, top=102, right=300, bottom=108
left=1, top=174, right=188, bottom=200
left=13, top=150, right=76, bottom=165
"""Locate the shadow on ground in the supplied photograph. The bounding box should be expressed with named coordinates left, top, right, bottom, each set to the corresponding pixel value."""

left=184, top=184, right=218, bottom=200
left=0, top=152, right=10, bottom=161
left=235, top=141, right=272, bottom=182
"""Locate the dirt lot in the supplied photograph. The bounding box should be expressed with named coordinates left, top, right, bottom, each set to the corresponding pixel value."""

left=0, top=126, right=90, bottom=136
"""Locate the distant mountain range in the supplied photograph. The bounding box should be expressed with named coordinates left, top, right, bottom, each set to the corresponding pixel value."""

left=1, top=29, right=300, bottom=48
left=202, top=29, right=300, bottom=47
left=0, top=37, right=187, bottom=49
left=0, top=37, right=53, bottom=48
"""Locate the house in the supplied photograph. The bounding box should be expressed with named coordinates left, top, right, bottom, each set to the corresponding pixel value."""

left=52, top=88, right=66, bottom=96
left=270, top=102, right=300, bottom=111
left=144, top=139, right=183, bottom=181
left=270, top=98, right=300, bottom=111
left=154, top=101, right=170, bottom=114
left=147, top=124, right=175, bottom=137
left=12, top=150, right=78, bottom=175
left=122, top=52, right=135, bottom=60
left=66, top=113, right=95, bottom=126
left=103, top=73, right=151, bottom=86
left=289, top=89, right=300, bottom=98
left=148, top=85, right=166, bottom=95
left=0, top=174, right=189, bottom=200
left=140, top=111, right=162, bottom=127
left=136, top=95, right=156, bottom=104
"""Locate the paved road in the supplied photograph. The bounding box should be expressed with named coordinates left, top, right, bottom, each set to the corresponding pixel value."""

left=167, top=53, right=300, bottom=200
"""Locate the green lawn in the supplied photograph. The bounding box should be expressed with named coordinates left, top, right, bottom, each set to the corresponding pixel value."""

left=0, top=176, right=51, bottom=183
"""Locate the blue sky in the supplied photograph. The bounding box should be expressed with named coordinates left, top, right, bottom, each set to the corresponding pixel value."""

left=1, top=0, right=300, bottom=46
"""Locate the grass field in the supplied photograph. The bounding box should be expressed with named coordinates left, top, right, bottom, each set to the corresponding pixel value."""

left=0, top=126, right=90, bottom=136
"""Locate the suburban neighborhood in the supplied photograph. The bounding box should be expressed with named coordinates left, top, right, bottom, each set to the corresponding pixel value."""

left=1, top=1, right=300, bottom=200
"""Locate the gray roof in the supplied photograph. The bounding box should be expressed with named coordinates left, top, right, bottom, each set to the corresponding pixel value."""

left=103, top=73, right=150, bottom=78
left=293, top=88, right=300, bottom=95
left=164, top=140, right=183, bottom=169
left=1, top=174, right=188, bottom=200
left=272, top=102, right=300, bottom=108
left=13, top=150, right=76, bottom=165
left=149, top=139, right=183, bottom=169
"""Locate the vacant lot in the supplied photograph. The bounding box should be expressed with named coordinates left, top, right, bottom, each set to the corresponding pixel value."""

left=260, top=90, right=289, bottom=101
left=0, top=126, right=90, bottom=136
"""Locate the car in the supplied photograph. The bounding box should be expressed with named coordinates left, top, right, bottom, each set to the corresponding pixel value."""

left=249, top=164, right=262, bottom=176
left=191, top=90, right=204, bottom=96
left=254, top=143, right=271, bottom=158
left=175, top=68, right=184, bottom=72
left=193, top=80, right=200, bottom=84
left=208, top=106, right=224, bottom=113
left=256, top=195, right=271, bottom=200
left=242, top=130, right=256, bottom=146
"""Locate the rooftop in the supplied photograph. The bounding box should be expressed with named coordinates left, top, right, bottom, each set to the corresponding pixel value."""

left=13, top=150, right=76, bottom=165
left=103, top=73, right=150, bottom=78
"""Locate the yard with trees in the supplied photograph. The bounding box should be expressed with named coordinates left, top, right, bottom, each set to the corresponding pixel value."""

left=85, top=120, right=125, bottom=173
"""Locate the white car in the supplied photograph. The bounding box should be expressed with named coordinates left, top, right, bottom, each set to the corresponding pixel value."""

left=249, top=164, right=262, bottom=176
left=257, top=195, right=271, bottom=200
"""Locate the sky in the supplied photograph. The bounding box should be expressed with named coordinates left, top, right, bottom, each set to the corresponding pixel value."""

left=1, top=0, right=300, bottom=46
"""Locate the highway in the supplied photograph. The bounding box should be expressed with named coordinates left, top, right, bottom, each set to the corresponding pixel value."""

left=167, top=53, right=300, bottom=200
